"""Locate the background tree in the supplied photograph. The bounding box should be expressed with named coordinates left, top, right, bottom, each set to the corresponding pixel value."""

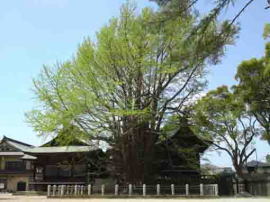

left=150, top=0, right=258, bottom=29
left=234, top=24, right=270, bottom=141
left=266, top=154, right=270, bottom=163
left=26, top=2, right=237, bottom=184
left=191, top=86, right=260, bottom=179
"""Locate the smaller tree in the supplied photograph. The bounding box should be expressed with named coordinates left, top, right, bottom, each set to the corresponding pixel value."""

left=191, top=86, right=260, bottom=179
left=234, top=24, right=270, bottom=141
left=266, top=154, right=270, bottom=163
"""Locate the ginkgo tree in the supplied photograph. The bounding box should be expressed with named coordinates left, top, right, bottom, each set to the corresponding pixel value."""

left=26, top=2, right=237, bottom=183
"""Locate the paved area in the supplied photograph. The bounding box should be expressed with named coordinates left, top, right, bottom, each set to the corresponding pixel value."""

left=0, top=195, right=269, bottom=202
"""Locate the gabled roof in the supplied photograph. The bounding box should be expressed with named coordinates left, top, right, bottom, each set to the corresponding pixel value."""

left=0, top=152, right=24, bottom=156
left=0, top=136, right=36, bottom=159
left=26, top=146, right=95, bottom=154
left=246, top=160, right=270, bottom=168
left=41, top=134, right=91, bottom=147
left=0, top=136, right=99, bottom=156
left=1, top=136, right=34, bottom=152
left=158, top=127, right=210, bottom=153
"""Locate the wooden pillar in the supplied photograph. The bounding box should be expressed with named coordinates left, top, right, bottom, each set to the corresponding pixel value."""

left=33, top=163, right=36, bottom=181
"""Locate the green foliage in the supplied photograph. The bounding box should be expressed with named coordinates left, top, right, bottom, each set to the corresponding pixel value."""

left=191, top=86, right=260, bottom=178
left=266, top=154, right=270, bottom=163
left=26, top=1, right=237, bottom=183
left=235, top=25, right=270, bottom=141
left=263, top=23, right=270, bottom=39
left=27, top=2, right=236, bottom=138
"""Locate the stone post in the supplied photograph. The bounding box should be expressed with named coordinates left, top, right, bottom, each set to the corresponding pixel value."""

left=74, top=185, right=78, bottom=195
left=81, top=185, right=84, bottom=195
left=52, top=185, right=56, bottom=196
left=47, top=185, right=51, bottom=197
left=156, top=184, right=160, bottom=196
left=88, top=184, right=92, bottom=195
left=128, top=184, right=132, bottom=196
left=200, top=184, right=204, bottom=196
left=56, top=185, right=60, bottom=196
left=60, top=185, right=64, bottom=196
left=185, top=184, right=189, bottom=196
left=115, top=184, right=119, bottom=196
left=215, top=184, right=219, bottom=196
left=171, top=184, right=175, bottom=195
left=143, top=184, right=146, bottom=196
left=101, top=184, right=105, bottom=196
left=67, top=185, right=71, bottom=195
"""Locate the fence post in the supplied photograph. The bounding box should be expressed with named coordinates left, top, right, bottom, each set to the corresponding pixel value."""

left=58, top=185, right=62, bottom=196
left=78, top=185, right=80, bottom=195
left=69, top=185, right=72, bottom=195
left=88, top=184, right=92, bottom=195
left=52, top=185, right=56, bottom=196
left=143, top=184, right=146, bottom=196
left=215, top=184, right=219, bottom=196
left=81, top=185, right=85, bottom=195
left=74, top=185, right=78, bottom=195
left=66, top=185, right=69, bottom=195
left=64, top=185, right=67, bottom=196
left=128, top=184, right=132, bottom=196
left=115, top=184, right=119, bottom=196
left=60, top=185, right=64, bottom=196
left=101, top=184, right=105, bottom=196
left=185, top=184, right=189, bottom=196
left=47, top=185, right=51, bottom=197
left=157, top=184, right=160, bottom=196
left=200, top=184, right=204, bottom=196
left=171, top=184, right=175, bottom=195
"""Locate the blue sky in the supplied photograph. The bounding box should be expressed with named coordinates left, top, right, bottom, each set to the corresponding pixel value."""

left=0, top=0, right=269, bottom=167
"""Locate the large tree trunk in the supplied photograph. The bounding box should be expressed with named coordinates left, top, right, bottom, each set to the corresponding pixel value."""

left=112, top=117, right=156, bottom=184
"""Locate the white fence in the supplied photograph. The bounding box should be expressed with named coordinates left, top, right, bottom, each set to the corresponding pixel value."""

left=47, top=184, right=218, bottom=197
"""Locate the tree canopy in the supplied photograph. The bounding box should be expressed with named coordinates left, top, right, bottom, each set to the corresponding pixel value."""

left=191, top=86, right=260, bottom=179
left=26, top=2, right=237, bottom=183
left=235, top=24, right=270, bottom=141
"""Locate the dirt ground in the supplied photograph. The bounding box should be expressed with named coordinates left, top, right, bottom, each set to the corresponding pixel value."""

left=0, top=195, right=269, bottom=202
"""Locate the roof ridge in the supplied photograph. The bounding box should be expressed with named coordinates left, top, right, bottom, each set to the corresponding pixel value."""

left=3, top=136, right=34, bottom=147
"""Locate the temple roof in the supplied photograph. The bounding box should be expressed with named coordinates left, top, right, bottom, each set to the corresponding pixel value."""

left=26, top=146, right=95, bottom=154
left=246, top=160, right=270, bottom=168
left=0, top=136, right=98, bottom=157
left=1, top=136, right=34, bottom=152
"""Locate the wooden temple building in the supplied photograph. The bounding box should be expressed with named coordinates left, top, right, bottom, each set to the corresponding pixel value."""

left=0, top=136, right=106, bottom=192
left=0, top=124, right=208, bottom=192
